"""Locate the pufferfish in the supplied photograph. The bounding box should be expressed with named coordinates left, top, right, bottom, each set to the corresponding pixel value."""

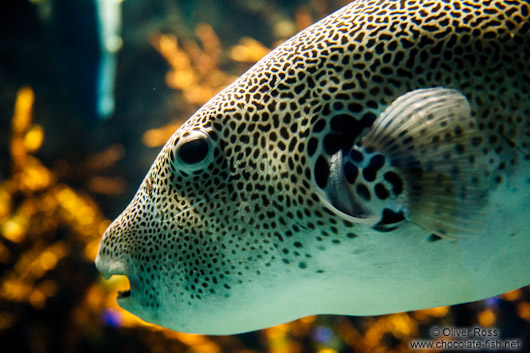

left=96, top=0, right=530, bottom=334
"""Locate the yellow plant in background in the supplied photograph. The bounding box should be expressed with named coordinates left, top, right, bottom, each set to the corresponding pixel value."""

left=144, top=25, right=271, bottom=148
left=0, top=87, right=130, bottom=322
left=230, top=37, right=271, bottom=64
left=151, top=24, right=237, bottom=107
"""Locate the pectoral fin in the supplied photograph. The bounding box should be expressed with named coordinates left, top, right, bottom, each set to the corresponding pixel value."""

left=326, top=88, right=488, bottom=238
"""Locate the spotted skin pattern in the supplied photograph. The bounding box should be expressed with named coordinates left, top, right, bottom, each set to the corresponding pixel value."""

left=96, top=0, right=530, bottom=334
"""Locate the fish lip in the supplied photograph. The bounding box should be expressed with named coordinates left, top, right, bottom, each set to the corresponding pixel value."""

left=95, top=252, right=128, bottom=279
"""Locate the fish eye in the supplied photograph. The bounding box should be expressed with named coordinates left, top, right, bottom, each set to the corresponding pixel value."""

left=179, top=138, right=209, bottom=164
left=172, top=130, right=214, bottom=172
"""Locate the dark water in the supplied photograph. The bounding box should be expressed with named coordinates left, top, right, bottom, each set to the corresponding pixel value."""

left=0, top=0, right=528, bottom=352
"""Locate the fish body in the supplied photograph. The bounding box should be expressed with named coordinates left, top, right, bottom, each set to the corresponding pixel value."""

left=96, top=0, right=530, bottom=334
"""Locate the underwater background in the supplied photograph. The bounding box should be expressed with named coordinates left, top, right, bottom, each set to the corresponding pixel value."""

left=0, top=0, right=529, bottom=352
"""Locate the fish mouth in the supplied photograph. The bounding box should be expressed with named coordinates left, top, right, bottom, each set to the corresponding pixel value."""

left=95, top=254, right=135, bottom=302
left=117, top=288, right=131, bottom=300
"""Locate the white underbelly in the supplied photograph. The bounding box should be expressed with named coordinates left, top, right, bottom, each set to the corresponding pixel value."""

left=315, top=156, right=530, bottom=316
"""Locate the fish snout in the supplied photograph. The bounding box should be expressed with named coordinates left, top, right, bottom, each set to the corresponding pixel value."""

left=95, top=218, right=137, bottom=301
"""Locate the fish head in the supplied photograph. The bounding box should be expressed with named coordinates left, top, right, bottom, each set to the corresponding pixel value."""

left=94, top=88, right=332, bottom=332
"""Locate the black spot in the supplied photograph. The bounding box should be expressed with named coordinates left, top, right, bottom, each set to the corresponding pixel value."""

left=400, top=38, right=415, bottom=49
left=294, top=84, right=305, bottom=94
left=313, top=119, right=326, bottom=132
left=315, top=156, right=330, bottom=188
left=325, top=114, right=374, bottom=155
left=354, top=32, right=365, bottom=42
left=427, top=234, right=443, bottom=242
left=322, top=103, right=332, bottom=116
left=324, top=134, right=342, bottom=154
left=307, top=137, right=318, bottom=157
left=362, top=154, right=386, bottom=182
left=348, top=102, right=363, bottom=113
left=307, top=76, right=316, bottom=89
left=330, top=114, right=353, bottom=131
left=384, top=171, right=403, bottom=195
left=344, top=162, right=358, bottom=184
left=379, top=209, right=405, bottom=224
left=373, top=209, right=405, bottom=232
left=333, top=101, right=344, bottom=110
left=178, top=138, right=209, bottom=164
left=356, top=183, right=371, bottom=201
left=342, top=82, right=356, bottom=90
left=375, top=42, right=385, bottom=55
left=374, top=183, right=390, bottom=200
left=280, top=127, right=289, bottom=140
left=350, top=149, right=364, bottom=162
left=361, top=112, right=377, bottom=126
left=240, top=135, right=250, bottom=144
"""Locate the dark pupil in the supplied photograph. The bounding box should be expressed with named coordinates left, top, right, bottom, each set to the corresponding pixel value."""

left=178, top=138, right=209, bottom=164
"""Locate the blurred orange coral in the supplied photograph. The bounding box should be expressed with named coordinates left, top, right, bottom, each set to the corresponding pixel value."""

left=0, top=87, right=127, bottom=324
left=145, top=25, right=271, bottom=148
